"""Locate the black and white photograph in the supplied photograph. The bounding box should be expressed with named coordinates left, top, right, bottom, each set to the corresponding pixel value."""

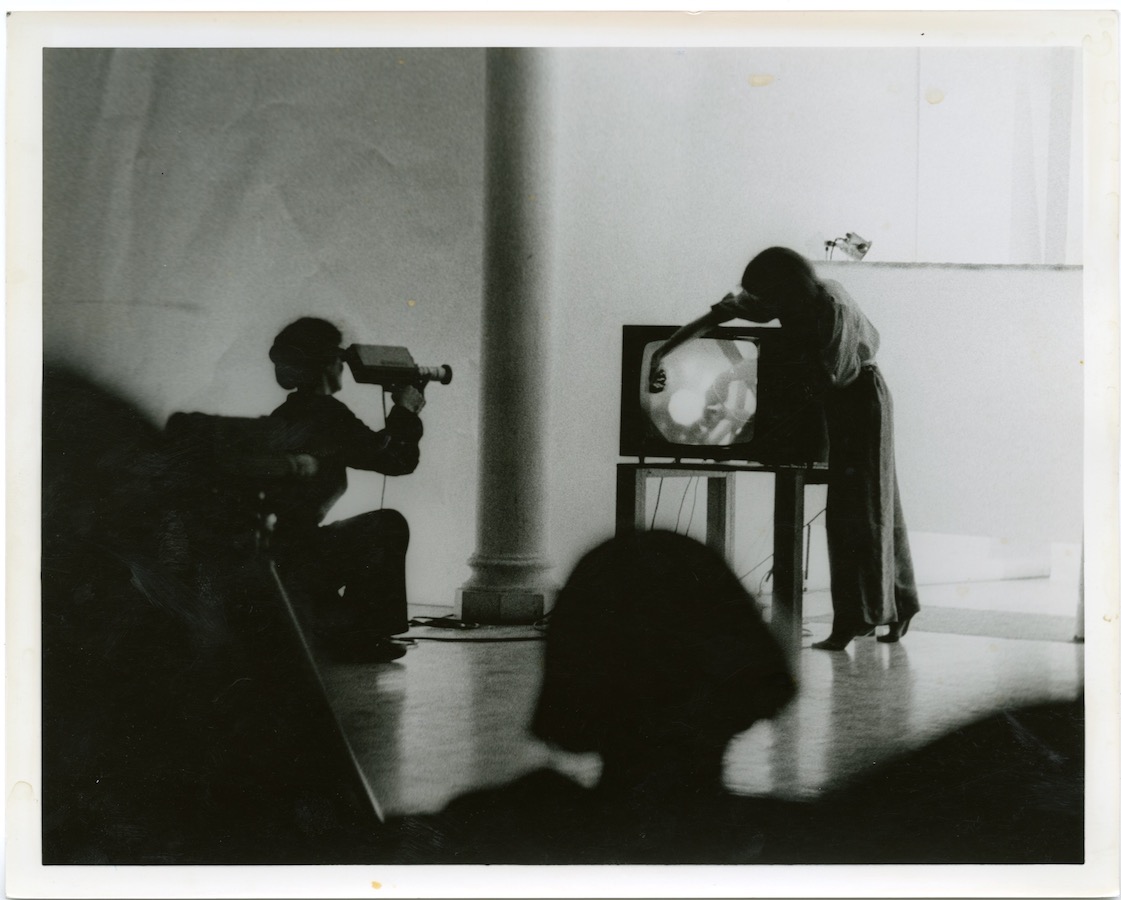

left=8, top=9, right=1119, bottom=899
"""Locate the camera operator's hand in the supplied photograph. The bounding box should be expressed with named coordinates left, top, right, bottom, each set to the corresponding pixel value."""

left=288, top=453, right=319, bottom=478
left=391, top=383, right=426, bottom=415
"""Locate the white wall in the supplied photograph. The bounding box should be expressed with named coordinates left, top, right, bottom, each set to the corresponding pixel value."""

left=43, top=47, right=1084, bottom=609
left=916, top=48, right=1081, bottom=265
left=545, top=47, right=1080, bottom=277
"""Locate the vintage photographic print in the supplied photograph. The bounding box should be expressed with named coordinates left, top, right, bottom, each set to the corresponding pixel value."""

left=8, top=9, right=1119, bottom=899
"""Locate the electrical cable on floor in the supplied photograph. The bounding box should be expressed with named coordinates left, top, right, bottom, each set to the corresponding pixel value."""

left=405, top=615, right=546, bottom=642
left=673, top=476, right=696, bottom=534
left=406, top=635, right=546, bottom=643
left=804, top=506, right=826, bottom=582
left=408, top=615, right=479, bottom=630
left=737, top=506, right=826, bottom=591
left=405, top=504, right=829, bottom=646
left=805, top=515, right=813, bottom=578
left=684, top=475, right=700, bottom=536
left=648, top=478, right=664, bottom=529
left=738, top=556, right=773, bottom=585
left=379, top=389, right=389, bottom=510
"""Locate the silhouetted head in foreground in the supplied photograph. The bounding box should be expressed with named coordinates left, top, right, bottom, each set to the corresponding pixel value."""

left=532, top=530, right=796, bottom=799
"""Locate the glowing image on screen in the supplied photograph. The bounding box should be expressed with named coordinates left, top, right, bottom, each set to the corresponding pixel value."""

left=641, top=338, right=759, bottom=446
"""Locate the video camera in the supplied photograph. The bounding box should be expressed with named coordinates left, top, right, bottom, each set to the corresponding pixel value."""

left=343, top=345, right=453, bottom=388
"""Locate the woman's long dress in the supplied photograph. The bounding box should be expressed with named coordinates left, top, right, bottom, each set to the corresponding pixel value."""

left=714, top=280, right=920, bottom=627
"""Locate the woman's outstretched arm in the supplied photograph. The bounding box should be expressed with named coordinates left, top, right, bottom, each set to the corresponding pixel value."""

left=648, top=308, right=732, bottom=390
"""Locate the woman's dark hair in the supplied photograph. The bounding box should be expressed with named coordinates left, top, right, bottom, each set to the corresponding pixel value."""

left=269, top=317, right=343, bottom=390
left=531, top=530, right=796, bottom=754
left=740, top=246, right=818, bottom=299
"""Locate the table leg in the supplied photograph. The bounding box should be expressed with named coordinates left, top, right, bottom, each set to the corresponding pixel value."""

left=616, top=466, right=644, bottom=535
left=706, top=473, right=735, bottom=564
left=771, top=469, right=806, bottom=650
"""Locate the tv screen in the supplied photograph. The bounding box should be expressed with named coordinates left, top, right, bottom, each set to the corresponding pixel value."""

left=619, top=325, right=828, bottom=465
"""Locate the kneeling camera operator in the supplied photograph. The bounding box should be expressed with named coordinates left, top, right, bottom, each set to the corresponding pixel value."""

left=266, top=316, right=449, bottom=664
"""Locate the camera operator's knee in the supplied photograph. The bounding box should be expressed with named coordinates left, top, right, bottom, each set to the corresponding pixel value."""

left=370, top=508, right=410, bottom=550
left=324, top=509, right=410, bottom=555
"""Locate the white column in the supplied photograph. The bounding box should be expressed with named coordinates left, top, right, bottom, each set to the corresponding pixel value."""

left=457, top=48, right=556, bottom=624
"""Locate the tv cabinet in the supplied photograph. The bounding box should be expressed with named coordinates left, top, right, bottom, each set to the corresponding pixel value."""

left=615, top=461, right=829, bottom=650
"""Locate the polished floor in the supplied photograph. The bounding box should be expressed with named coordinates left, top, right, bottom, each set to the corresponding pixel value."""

left=319, top=578, right=1085, bottom=818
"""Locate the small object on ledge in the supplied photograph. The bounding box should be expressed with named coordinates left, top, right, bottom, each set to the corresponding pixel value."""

left=824, top=232, right=872, bottom=261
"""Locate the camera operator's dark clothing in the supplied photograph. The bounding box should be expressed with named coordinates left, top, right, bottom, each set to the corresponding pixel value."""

left=268, top=392, right=422, bottom=535
left=273, top=509, right=411, bottom=651
left=267, top=392, right=422, bottom=652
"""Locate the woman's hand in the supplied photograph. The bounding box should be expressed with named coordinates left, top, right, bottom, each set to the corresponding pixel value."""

left=648, top=350, right=667, bottom=394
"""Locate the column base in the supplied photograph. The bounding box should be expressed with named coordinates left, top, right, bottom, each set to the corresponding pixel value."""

left=456, top=587, right=553, bottom=625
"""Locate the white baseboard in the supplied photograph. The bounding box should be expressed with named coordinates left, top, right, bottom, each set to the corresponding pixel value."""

left=909, top=532, right=1051, bottom=585
left=797, top=531, right=1077, bottom=591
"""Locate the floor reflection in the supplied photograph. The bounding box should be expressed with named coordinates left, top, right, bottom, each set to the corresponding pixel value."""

left=822, top=640, right=915, bottom=789
left=704, top=624, right=1077, bottom=804
left=323, top=608, right=1084, bottom=816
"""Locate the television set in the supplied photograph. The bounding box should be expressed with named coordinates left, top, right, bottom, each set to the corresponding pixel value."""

left=619, top=324, right=828, bottom=465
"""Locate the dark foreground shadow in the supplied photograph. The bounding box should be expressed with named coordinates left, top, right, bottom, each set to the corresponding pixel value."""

left=390, top=533, right=1083, bottom=866
left=41, top=365, right=386, bottom=865
left=40, top=367, right=1083, bottom=866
